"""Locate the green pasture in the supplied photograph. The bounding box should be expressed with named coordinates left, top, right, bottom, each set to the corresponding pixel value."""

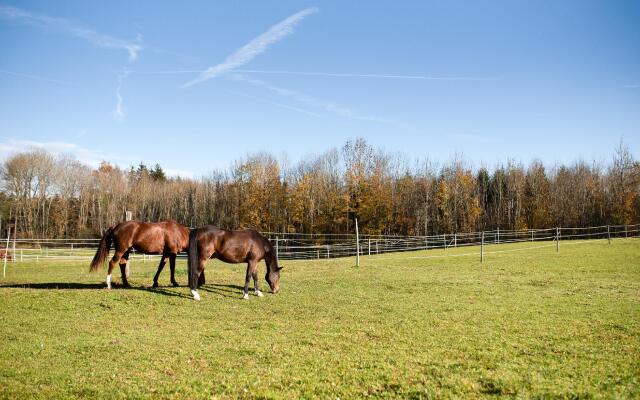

left=0, top=239, right=639, bottom=399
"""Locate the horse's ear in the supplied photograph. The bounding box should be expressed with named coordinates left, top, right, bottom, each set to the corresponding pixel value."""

left=277, top=266, right=283, bottom=271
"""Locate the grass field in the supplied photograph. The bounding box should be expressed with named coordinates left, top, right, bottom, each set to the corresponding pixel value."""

left=0, top=239, right=639, bottom=399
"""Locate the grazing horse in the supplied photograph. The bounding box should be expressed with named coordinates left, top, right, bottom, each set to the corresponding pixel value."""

left=187, top=226, right=281, bottom=301
left=90, top=220, right=204, bottom=289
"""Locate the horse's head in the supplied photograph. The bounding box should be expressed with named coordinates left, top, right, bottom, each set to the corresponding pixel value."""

left=265, top=252, right=282, bottom=293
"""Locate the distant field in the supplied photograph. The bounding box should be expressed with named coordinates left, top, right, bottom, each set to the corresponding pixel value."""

left=0, top=240, right=639, bottom=399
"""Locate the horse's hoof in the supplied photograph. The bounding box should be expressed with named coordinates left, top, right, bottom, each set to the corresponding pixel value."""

left=171, top=281, right=179, bottom=287
left=152, top=282, right=159, bottom=288
left=242, top=293, right=249, bottom=300
left=191, top=290, right=201, bottom=301
left=123, top=284, right=132, bottom=289
left=255, top=290, right=264, bottom=297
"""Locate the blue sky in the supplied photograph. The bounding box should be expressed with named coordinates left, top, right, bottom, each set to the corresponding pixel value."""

left=0, top=1, right=638, bottom=177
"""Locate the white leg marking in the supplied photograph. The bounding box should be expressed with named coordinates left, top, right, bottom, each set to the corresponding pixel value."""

left=106, top=274, right=112, bottom=289
left=191, top=289, right=200, bottom=301
left=255, top=290, right=264, bottom=297
left=242, top=292, right=249, bottom=300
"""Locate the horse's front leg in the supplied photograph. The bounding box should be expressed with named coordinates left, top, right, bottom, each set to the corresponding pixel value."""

left=242, top=262, right=253, bottom=300
left=251, top=261, right=263, bottom=297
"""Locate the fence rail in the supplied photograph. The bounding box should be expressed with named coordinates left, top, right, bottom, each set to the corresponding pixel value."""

left=1, top=224, right=638, bottom=264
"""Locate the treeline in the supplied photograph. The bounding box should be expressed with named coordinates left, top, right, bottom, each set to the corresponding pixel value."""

left=0, top=139, right=638, bottom=238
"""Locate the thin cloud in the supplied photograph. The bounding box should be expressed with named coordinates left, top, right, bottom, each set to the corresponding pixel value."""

left=235, top=69, right=493, bottom=81
left=227, top=91, right=325, bottom=118
left=134, top=68, right=491, bottom=81
left=0, top=138, right=118, bottom=168
left=114, top=70, right=130, bottom=121
left=0, top=138, right=192, bottom=177
left=163, top=168, right=195, bottom=179
left=0, top=5, right=142, bottom=60
left=182, top=7, right=318, bottom=88
left=230, top=73, right=410, bottom=128
left=0, top=69, right=76, bottom=86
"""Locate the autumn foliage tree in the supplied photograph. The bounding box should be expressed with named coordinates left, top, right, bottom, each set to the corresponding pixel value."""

left=0, top=140, right=638, bottom=238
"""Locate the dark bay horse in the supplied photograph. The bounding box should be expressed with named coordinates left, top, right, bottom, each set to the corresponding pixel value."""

left=187, top=226, right=281, bottom=301
left=90, top=220, right=204, bottom=289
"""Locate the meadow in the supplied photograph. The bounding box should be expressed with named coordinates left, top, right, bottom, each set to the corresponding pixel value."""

left=0, top=239, right=638, bottom=399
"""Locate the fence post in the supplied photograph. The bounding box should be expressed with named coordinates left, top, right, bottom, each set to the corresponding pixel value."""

left=355, top=218, right=360, bottom=267
left=443, top=233, right=446, bottom=250
left=625, top=225, right=628, bottom=239
left=496, top=227, right=499, bottom=244
left=317, top=250, right=320, bottom=259
left=481, top=231, right=484, bottom=263
left=531, top=229, right=534, bottom=242
left=3, top=230, right=10, bottom=278
left=607, top=225, right=611, bottom=244
left=275, top=237, right=279, bottom=260
left=12, top=225, right=16, bottom=260
left=376, top=240, right=379, bottom=254
left=556, top=227, right=560, bottom=253
left=326, top=244, right=330, bottom=259
left=425, top=236, right=428, bottom=250
left=454, top=233, right=457, bottom=248
left=20, top=249, right=23, bottom=262
left=368, top=238, right=371, bottom=256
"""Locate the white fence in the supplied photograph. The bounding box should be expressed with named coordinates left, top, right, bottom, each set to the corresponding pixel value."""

left=1, top=224, right=638, bottom=264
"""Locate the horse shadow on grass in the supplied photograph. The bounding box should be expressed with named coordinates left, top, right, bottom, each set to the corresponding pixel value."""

left=198, top=283, right=246, bottom=299
left=0, top=282, right=192, bottom=299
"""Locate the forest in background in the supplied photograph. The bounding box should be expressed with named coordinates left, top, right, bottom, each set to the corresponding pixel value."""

left=0, top=138, right=638, bottom=239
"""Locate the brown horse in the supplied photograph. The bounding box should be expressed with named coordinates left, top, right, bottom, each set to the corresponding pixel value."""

left=187, top=226, right=281, bottom=301
left=90, top=220, right=204, bottom=289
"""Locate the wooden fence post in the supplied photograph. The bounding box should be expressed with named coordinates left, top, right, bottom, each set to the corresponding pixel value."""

left=443, top=233, right=446, bottom=250
left=454, top=233, right=457, bottom=248
left=556, top=227, right=560, bottom=253
left=607, top=225, right=611, bottom=245
left=481, top=231, right=484, bottom=263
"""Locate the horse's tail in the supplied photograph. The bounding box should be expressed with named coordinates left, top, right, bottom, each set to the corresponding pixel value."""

left=188, top=228, right=200, bottom=291
left=90, top=226, right=114, bottom=272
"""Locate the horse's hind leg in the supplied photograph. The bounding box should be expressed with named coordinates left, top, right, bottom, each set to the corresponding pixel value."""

left=119, top=250, right=132, bottom=288
left=169, top=254, right=179, bottom=287
left=107, top=249, right=125, bottom=289
left=152, top=256, right=168, bottom=288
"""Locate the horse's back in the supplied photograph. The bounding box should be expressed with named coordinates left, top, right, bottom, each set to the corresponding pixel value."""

left=199, top=227, right=269, bottom=263
left=113, top=220, right=188, bottom=254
